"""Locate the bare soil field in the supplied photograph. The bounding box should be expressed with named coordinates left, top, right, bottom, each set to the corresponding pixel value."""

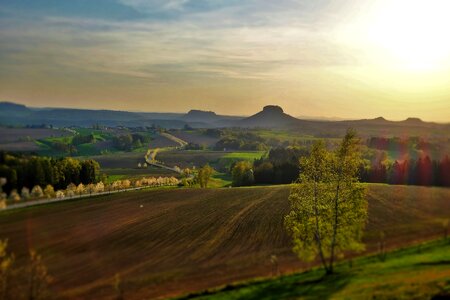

left=149, top=134, right=180, bottom=148
left=156, top=150, right=227, bottom=168
left=86, top=153, right=145, bottom=169
left=0, top=141, right=40, bottom=151
left=169, top=131, right=220, bottom=147
left=0, top=127, right=70, bottom=144
left=0, top=184, right=449, bottom=299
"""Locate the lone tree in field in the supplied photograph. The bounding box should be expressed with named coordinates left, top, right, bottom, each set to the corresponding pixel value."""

left=285, top=130, right=367, bottom=274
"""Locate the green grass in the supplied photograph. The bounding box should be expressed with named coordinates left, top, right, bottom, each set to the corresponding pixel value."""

left=222, top=151, right=266, bottom=160
left=76, top=143, right=100, bottom=156
left=180, top=239, right=450, bottom=300
left=207, top=172, right=232, bottom=188
left=104, top=174, right=128, bottom=183
left=253, top=129, right=341, bottom=144
left=215, top=151, right=266, bottom=170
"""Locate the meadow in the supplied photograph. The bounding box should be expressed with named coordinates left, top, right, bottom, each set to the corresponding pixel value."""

left=0, top=184, right=449, bottom=299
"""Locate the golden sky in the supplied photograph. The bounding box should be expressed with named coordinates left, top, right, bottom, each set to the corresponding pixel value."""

left=0, top=0, right=449, bottom=121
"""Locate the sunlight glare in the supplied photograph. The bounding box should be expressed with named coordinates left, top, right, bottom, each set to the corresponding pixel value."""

left=366, top=0, right=450, bottom=71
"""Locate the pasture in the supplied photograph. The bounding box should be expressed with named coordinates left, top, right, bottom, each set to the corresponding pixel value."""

left=0, top=184, right=449, bottom=299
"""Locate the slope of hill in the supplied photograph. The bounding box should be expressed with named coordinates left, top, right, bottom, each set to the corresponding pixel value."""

left=185, top=239, right=450, bottom=300
left=0, top=184, right=449, bottom=299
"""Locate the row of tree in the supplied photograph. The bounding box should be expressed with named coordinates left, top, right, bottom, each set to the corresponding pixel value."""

left=0, top=152, right=100, bottom=194
left=230, top=146, right=450, bottom=187
left=0, top=176, right=180, bottom=209
left=361, top=155, right=450, bottom=186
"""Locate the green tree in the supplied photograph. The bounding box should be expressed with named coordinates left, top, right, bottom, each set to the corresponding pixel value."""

left=196, top=165, right=213, bottom=188
left=80, top=160, right=100, bottom=184
left=58, top=158, right=82, bottom=187
left=232, top=161, right=254, bottom=186
left=285, top=130, right=367, bottom=274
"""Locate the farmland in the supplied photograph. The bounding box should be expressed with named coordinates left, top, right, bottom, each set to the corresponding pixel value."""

left=169, top=130, right=220, bottom=147
left=185, top=239, right=450, bottom=300
left=0, top=127, right=71, bottom=152
left=0, top=184, right=449, bottom=299
left=156, top=150, right=266, bottom=171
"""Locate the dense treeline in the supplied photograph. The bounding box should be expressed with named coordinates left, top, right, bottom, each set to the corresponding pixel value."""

left=0, top=152, right=100, bottom=193
left=366, top=136, right=435, bottom=152
left=113, top=133, right=150, bottom=151
left=252, top=147, right=309, bottom=184
left=361, top=155, right=450, bottom=186
left=234, top=147, right=450, bottom=187
left=214, top=132, right=268, bottom=151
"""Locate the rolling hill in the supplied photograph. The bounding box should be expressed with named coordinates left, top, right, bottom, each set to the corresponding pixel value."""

left=0, top=184, right=449, bottom=299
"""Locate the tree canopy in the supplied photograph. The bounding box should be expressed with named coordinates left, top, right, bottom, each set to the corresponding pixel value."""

left=285, top=130, right=367, bottom=274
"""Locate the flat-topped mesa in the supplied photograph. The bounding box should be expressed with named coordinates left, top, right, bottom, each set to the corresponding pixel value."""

left=182, top=109, right=219, bottom=122
left=185, top=109, right=217, bottom=117
left=238, top=105, right=298, bottom=128
left=404, top=117, right=423, bottom=123
left=262, top=105, right=284, bottom=114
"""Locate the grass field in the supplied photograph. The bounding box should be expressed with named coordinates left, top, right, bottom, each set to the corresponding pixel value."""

left=182, top=239, right=450, bottom=300
left=0, top=184, right=449, bottom=299
left=156, top=150, right=266, bottom=171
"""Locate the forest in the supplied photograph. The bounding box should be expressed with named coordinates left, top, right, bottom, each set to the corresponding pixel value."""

left=0, top=151, right=100, bottom=193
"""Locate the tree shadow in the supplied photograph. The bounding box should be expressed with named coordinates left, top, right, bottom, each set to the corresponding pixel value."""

left=231, top=271, right=355, bottom=300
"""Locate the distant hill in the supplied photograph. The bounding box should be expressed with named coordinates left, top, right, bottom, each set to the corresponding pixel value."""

left=0, top=102, right=29, bottom=112
left=238, top=105, right=299, bottom=128
left=182, top=110, right=219, bottom=122
left=0, top=102, right=448, bottom=137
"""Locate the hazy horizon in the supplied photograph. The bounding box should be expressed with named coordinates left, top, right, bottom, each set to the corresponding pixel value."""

left=3, top=100, right=447, bottom=123
left=1, top=0, right=449, bottom=122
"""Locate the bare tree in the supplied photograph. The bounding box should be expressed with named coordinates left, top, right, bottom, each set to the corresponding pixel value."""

left=27, top=250, right=52, bottom=300
left=378, top=231, right=387, bottom=262
left=113, top=273, right=124, bottom=300
left=0, top=240, right=15, bottom=300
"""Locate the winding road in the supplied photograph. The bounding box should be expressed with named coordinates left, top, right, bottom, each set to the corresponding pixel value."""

left=144, top=132, right=188, bottom=174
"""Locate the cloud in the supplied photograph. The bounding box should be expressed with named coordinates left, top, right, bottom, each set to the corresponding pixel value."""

left=0, top=0, right=359, bottom=86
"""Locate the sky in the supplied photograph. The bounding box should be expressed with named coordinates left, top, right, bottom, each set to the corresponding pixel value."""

left=0, top=0, right=449, bottom=122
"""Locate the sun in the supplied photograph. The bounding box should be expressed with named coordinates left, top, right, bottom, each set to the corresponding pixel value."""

left=364, top=0, right=450, bottom=71
left=339, top=0, right=450, bottom=72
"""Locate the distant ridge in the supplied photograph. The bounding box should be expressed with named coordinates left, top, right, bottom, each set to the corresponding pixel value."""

left=0, top=101, right=29, bottom=112
left=0, top=102, right=448, bottom=136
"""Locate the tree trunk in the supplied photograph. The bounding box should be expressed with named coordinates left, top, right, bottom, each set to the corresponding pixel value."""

left=313, top=179, right=330, bottom=273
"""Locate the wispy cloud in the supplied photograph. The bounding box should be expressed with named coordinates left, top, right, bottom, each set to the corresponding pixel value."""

left=0, top=0, right=357, bottom=83
left=1, top=0, right=447, bottom=121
